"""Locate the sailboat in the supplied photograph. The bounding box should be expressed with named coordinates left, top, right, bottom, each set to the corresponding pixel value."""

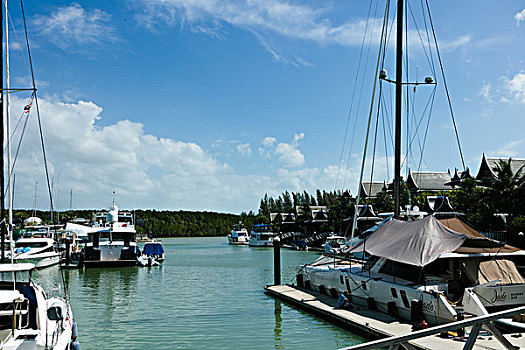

left=297, top=0, right=525, bottom=332
left=0, top=0, right=80, bottom=348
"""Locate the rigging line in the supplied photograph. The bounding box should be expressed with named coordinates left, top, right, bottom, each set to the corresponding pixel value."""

left=380, top=94, right=391, bottom=178
left=20, top=0, right=54, bottom=214
left=417, top=87, right=437, bottom=171
left=335, top=0, right=375, bottom=190
left=425, top=0, right=466, bottom=171
left=368, top=81, right=384, bottom=187
left=6, top=7, right=31, bottom=78
left=4, top=94, right=33, bottom=152
left=342, top=0, right=382, bottom=190
left=407, top=0, right=435, bottom=77
left=8, top=93, right=34, bottom=185
left=401, top=80, right=435, bottom=170
left=347, top=0, right=390, bottom=241
left=420, top=0, right=437, bottom=79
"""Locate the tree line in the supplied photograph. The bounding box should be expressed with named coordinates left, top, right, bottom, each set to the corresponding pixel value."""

left=9, top=160, right=525, bottom=244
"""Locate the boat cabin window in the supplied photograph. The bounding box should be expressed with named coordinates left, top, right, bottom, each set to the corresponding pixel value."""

left=0, top=270, right=31, bottom=287
left=15, top=241, right=47, bottom=248
left=112, top=232, right=136, bottom=242
left=98, top=232, right=111, bottom=242
left=379, top=260, right=422, bottom=283
left=253, top=225, right=271, bottom=233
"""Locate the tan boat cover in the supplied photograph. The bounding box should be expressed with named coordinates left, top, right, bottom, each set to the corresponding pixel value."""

left=346, top=216, right=466, bottom=267
left=438, top=217, right=521, bottom=253
left=462, top=259, right=524, bottom=285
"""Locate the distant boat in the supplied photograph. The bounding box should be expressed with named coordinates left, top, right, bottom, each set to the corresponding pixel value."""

left=323, top=235, right=346, bottom=254
left=249, top=224, right=274, bottom=247
left=142, top=240, right=165, bottom=262
left=72, top=201, right=140, bottom=268
left=227, top=222, right=249, bottom=245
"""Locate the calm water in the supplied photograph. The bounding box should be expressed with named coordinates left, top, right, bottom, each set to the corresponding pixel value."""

left=37, top=237, right=366, bottom=349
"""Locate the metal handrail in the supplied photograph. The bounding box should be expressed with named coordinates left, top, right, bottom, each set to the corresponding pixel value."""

left=339, top=305, right=525, bottom=350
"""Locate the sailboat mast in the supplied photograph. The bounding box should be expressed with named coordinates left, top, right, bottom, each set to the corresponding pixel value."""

left=0, top=0, right=4, bottom=262
left=4, top=0, right=12, bottom=263
left=393, top=0, right=403, bottom=219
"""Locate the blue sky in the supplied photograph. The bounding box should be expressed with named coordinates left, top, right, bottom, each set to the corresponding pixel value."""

left=4, top=0, right=525, bottom=213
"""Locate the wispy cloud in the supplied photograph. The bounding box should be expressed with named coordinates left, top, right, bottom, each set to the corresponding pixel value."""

left=491, top=140, right=524, bottom=157
left=33, top=3, right=118, bottom=51
left=136, top=0, right=386, bottom=64
left=479, top=83, right=493, bottom=102
left=236, top=142, right=252, bottom=157
left=515, top=9, right=525, bottom=26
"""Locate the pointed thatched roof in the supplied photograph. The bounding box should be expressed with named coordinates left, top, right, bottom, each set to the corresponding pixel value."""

left=407, top=171, right=453, bottom=192
left=475, top=154, right=525, bottom=180
left=360, top=181, right=387, bottom=198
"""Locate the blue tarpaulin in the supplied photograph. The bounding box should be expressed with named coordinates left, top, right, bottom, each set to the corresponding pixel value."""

left=143, top=243, right=164, bottom=255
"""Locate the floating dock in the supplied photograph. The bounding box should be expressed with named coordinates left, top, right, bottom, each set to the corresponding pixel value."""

left=265, top=284, right=525, bottom=350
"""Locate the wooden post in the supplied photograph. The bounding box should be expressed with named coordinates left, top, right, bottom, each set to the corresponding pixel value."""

left=273, top=235, right=281, bottom=286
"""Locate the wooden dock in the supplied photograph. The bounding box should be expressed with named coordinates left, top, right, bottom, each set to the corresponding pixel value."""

left=264, top=284, right=525, bottom=349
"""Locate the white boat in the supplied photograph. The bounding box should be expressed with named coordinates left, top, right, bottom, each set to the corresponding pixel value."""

left=0, top=263, right=80, bottom=349
left=323, top=235, right=346, bottom=254
left=77, top=202, right=140, bottom=268
left=137, top=254, right=160, bottom=267
left=249, top=224, right=274, bottom=247
left=298, top=216, right=525, bottom=330
left=227, top=223, right=249, bottom=245
left=142, top=240, right=165, bottom=261
left=11, top=238, right=60, bottom=268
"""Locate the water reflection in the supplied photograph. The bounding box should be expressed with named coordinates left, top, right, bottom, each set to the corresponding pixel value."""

left=274, top=299, right=283, bottom=349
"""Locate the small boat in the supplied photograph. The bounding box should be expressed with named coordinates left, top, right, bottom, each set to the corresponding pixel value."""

left=323, top=235, right=346, bottom=254
left=0, top=263, right=80, bottom=349
left=142, top=240, right=165, bottom=261
left=249, top=224, right=274, bottom=247
left=227, top=222, right=249, bottom=245
left=137, top=254, right=160, bottom=267
left=11, top=237, right=60, bottom=268
left=291, top=240, right=308, bottom=251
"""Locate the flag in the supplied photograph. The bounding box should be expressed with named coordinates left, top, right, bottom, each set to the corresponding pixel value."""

left=24, top=102, right=32, bottom=113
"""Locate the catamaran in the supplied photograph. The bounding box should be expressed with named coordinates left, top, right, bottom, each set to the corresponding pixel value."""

left=297, top=0, right=525, bottom=333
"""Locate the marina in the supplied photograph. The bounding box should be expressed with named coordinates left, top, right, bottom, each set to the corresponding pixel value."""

left=0, top=0, right=524, bottom=349
left=37, top=237, right=366, bottom=350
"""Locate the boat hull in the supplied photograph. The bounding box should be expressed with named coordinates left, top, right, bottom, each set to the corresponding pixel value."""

left=300, top=264, right=457, bottom=326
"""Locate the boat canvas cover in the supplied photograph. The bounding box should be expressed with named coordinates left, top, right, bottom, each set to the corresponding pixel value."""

left=346, top=216, right=466, bottom=267
left=143, top=244, right=164, bottom=255
left=462, top=259, right=524, bottom=285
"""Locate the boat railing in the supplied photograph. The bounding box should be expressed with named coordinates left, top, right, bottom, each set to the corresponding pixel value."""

left=339, top=305, right=525, bottom=350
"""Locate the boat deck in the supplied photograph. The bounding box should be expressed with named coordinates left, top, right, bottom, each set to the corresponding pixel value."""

left=265, top=284, right=525, bottom=350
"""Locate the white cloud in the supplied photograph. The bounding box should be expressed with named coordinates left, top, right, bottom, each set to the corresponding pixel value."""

left=32, top=3, right=118, bottom=51
left=258, top=134, right=305, bottom=167
left=138, top=0, right=380, bottom=45
left=491, top=140, right=524, bottom=157
left=274, top=133, right=305, bottom=168
left=236, top=143, right=252, bottom=157
left=515, top=9, right=525, bottom=26
left=479, top=83, right=492, bottom=102
left=502, top=72, right=525, bottom=104
left=8, top=97, right=354, bottom=213
left=261, top=136, right=277, bottom=147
